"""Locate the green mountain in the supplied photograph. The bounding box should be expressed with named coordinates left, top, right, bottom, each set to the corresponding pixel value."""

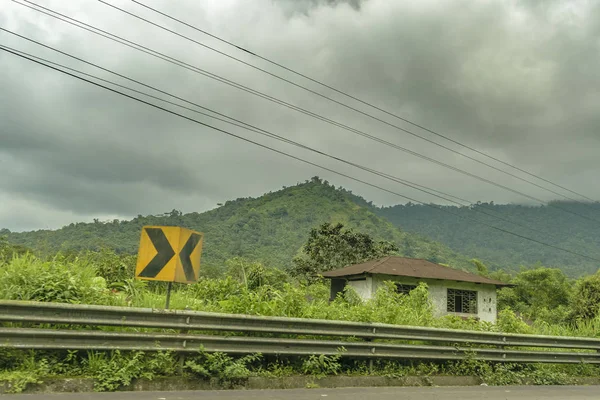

left=2, top=177, right=471, bottom=273
left=376, top=201, right=600, bottom=277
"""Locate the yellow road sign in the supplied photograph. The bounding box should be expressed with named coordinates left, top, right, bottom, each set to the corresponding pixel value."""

left=135, top=226, right=203, bottom=283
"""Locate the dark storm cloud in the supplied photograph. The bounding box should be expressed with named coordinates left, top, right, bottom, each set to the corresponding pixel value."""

left=277, top=0, right=363, bottom=15
left=1, top=0, right=600, bottom=231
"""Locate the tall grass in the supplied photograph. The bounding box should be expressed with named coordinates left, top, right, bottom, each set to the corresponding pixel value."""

left=1, top=254, right=598, bottom=337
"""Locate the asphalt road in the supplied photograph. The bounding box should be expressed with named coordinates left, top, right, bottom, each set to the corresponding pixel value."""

left=3, top=386, right=599, bottom=400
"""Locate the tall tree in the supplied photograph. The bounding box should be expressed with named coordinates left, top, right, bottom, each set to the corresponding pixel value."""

left=569, top=272, right=600, bottom=321
left=497, top=267, right=573, bottom=323
left=290, top=222, right=399, bottom=280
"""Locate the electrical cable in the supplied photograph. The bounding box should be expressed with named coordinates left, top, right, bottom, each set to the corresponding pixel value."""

left=130, top=0, right=596, bottom=204
left=2, top=44, right=597, bottom=264
left=0, top=37, right=547, bottom=237
left=8, top=0, right=600, bottom=226
left=101, top=0, right=596, bottom=204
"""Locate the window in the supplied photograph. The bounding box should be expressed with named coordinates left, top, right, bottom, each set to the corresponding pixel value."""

left=395, top=283, right=417, bottom=295
left=447, top=289, right=477, bottom=314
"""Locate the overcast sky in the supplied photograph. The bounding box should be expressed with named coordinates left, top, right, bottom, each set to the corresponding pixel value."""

left=1, top=0, right=599, bottom=232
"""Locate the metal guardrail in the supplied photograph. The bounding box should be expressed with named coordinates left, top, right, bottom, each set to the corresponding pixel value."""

left=1, top=327, right=598, bottom=364
left=0, top=301, right=599, bottom=363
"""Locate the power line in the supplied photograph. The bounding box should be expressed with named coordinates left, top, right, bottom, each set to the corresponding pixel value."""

left=131, top=0, right=596, bottom=204
left=0, top=35, right=550, bottom=238
left=105, top=0, right=595, bottom=204
left=3, top=45, right=599, bottom=264
left=9, top=0, right=600, bottom=226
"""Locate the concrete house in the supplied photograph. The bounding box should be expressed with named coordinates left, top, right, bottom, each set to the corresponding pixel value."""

left=322, top=256, right=511, bottom=323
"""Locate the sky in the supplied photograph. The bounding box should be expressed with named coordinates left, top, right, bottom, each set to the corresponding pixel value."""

left=1, top=0, right=600, bottom=232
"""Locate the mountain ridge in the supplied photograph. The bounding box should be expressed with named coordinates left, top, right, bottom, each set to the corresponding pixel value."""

left=376, top=201, right=600, bottom=277
left=5, top=177, right=596, bottom=277
left=3, top=177, right=472, bottom=273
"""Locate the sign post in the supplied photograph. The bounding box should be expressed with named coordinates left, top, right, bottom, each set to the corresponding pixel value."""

left=165, top=282, right=173, bottom=310
left=135, top=226, right=204, bottom=309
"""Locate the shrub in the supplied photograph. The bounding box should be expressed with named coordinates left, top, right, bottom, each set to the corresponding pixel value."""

left=0, top=254, right=110, bottom=304
left=302, top=354, right=342, bottom=378
left=569, top=273, right=600, bottom=322
left=496, top=308, right=532, bottom=334
left=185, top=351, right=262, bottom=384
left=77, top=249, right=136, bottom=287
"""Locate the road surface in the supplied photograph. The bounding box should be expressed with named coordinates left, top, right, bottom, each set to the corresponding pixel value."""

left=3, top=386, right=599, bottom=399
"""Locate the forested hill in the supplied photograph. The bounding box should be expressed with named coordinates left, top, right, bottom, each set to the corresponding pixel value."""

left=377, top=202, right=600, bottom=277
left=2, top=178, right=470, bottom=273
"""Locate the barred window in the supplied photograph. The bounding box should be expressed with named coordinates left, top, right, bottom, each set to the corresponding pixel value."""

left=447, top=289, right=477, bottom=314
left=395, top=283, right=417, bottom=295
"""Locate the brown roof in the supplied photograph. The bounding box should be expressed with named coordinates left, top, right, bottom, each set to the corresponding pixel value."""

left=321, top=256, right=511, bottom=286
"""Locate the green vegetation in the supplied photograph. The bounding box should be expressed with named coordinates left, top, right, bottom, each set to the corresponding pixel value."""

left=377, top=201, right=600, bottom=277
left=0, top=237, right=30, bottom=263
left=291, top=222, right=399, bottom=280
left=2, top=347, right=591, bottom=393
left=2, top=179, right=600, bottom=392
left=2, top=178, right=472, bottom=274
left=4, top=179, right=600, bottom=278
left=1, top=241, right=600, bottom=392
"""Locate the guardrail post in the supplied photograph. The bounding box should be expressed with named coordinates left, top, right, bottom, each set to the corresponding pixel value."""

left=178, top=328, right=188, bottom=375
left=165, top=282, right=173, bottom=310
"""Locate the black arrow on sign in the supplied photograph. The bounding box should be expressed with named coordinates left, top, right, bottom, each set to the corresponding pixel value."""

left=180, top=233, right=202, bottom=282
left=138, top=228, right=175, bottom=278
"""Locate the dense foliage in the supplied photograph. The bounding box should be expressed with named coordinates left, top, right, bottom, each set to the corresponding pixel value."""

left=377, top=201, right=600, bottom=277
left=497, top=267, right=573, bottom=324
left=3, top=178, right=470, bottom=274
left=3, top=179, right=600, bottom=392
left=291, top=222, right=399, bottom=280
left=569, top=272, right=600, bottom=322
left=0, top=238, right=30, bottom=263
left=1, top=244, right=600, bottom=392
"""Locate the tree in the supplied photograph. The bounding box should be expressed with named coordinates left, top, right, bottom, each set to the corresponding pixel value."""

left=3, top=179, right=471, bottom=273
left=290, top=222, right=399, bottom=280
left=471, top=258, right=489, bottom=277
left=569, top=272, right=600, bottom=322
left=497, top=267, right=573, bottom=323
left=0, top=237, right=31, bottom=264
left=77, top=248, right=136, bottom=287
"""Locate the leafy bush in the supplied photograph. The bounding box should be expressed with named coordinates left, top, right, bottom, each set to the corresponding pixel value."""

left=77, top=249, right=136, bottom=287
left=85, top=351, right=148, bottom=392
left=483, top=363, right=574, bottom=386
left=84, top=350, right=177, bottom=392
left=496, top=308, right=532, bottom=334
left=0, top=352, right=54, bottom=393
left=0, top=254, right=110, bottom=304
left=569, top=272, right=600, bottom=322
left=0, top=370, right=43, bottom=394
left=302, top=354, right=342, bottom=378
left=185, top=351, right=262, bottom=384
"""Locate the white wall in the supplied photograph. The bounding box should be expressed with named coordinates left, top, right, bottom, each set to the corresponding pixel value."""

left=367, top=274, right=498, bottom=323
left=347, top=276, right=373, bottom=300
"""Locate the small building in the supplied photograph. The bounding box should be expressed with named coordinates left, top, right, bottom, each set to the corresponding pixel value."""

left=322, top=256, right=511, bottom=323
